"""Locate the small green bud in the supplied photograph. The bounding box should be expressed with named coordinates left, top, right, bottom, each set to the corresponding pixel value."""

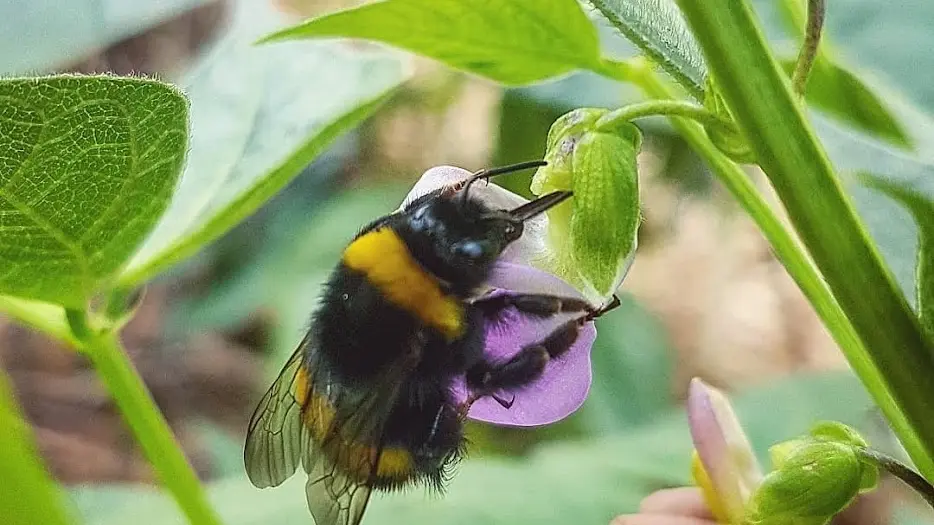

left=747, top=441, right=863, bottom=525
left=532, top=108, right=642, bottom=304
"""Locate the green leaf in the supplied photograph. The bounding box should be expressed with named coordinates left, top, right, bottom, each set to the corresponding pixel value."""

left=811, top=113, right=934, bottom=334
left=260, top=0, right=602, bottom=85
left=767, top=0, right=911, bottom=149
left=74, top=372, right=872, bottom=525
left=0, top=371, right=74, bottom=525
left=752, top=0, right=934, bottom=153
left=117, top=0, right=408, bottom=287
left=588, top=0, right=707, bottom=98
left=779, top=58, right=911, bottom=149
left=853, top=177, right=934, bottom=341
left=752, top=0, right=934, bottom=117
left=0, top=76, right=187, bottom=307
left=0, top=0, right=209, bottom=74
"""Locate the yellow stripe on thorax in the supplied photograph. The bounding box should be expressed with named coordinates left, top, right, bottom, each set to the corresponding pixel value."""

left=342, top=227, right=464, bottom=340
left=296, top=367, right=415, bottom=483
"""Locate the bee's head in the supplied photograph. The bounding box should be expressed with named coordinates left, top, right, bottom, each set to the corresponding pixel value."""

left=399, top=169, right=571, bottom=294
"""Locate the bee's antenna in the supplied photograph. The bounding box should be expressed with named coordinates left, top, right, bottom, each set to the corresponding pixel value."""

left=459, top=160, right=547, bottom=206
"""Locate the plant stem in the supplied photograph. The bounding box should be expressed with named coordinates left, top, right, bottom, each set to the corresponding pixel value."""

left=791, top=0, right=825, bottom=95
left=594, top=56, right=933, bottom=480
left=595, top=100, right=733, bottom=132
left=79, top=325, right=223, bottom=525
left=675, top=0, right=934, bottom=479
left=857, top=448, right=934, bottom=510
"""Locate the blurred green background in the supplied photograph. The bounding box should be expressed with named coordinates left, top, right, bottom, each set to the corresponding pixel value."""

left=1, top=0, right=933, bottom=524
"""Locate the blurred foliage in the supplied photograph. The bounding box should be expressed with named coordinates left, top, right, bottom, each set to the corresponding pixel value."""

left=0, top=0, right=210, bottom=75
left=118, top=0, right=408, bottom=286
left=0, top=371, right=74, bottom=525
left=72, top=372, right=876, bottom=525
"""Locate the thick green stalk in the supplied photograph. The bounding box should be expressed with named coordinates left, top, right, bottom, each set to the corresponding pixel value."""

left=625, top=65, right=931, bottom=478
left=674, top=0, right=934, bottom=478
left=78, top=326, right=223, bottom=525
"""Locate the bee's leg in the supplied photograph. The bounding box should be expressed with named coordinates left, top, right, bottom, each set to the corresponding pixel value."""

left=473, top=292, right=595, bottom=319
left=463, top=295, right=620, bottom=403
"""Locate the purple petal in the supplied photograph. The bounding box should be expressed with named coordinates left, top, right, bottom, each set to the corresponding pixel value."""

left=452, top=262, right=597, bottom=427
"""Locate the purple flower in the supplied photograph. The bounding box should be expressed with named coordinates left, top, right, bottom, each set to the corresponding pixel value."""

left=400, top=166, right=618, bottom=427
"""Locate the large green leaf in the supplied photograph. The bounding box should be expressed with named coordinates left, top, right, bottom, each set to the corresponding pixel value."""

left=0, top=76, right=187, bottom=307
left=778, top=58, right=911, bottom=149
left=751, top=0, right=934, bottom=153
left=74, top=372, right=872, bottom=525
left=756, top=0, right=934, bottom=115
left=0, top=0, right=209, bottom=75
left=812, top=113, right=934, bottom=333
left=0, top=371, right=74, bottom=525
left=117, top=0, right=408, bottom=287
left=260, top=0, right=603, bottom=86
left=587, top=0, right=707, bottom=98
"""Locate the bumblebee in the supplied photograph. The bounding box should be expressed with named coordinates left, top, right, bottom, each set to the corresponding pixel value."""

left=244, top=161, right=618, bottom=525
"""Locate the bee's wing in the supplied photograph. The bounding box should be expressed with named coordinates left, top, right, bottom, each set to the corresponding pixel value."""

left=245, top=336, right=415, bottom=525
left=301, top=356, right=413, bottom=525
left=305, top=455, right=373, bottom=525
left=244, top=345, right=308, bottom=488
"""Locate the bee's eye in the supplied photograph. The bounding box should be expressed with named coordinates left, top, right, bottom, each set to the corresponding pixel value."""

left=504, top=221, right=523, bottom=241
left=453, top=240, right=486, bottom=261
left=410, top=205, right=433, bottom=231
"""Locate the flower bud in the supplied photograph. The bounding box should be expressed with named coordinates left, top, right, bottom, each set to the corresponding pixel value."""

left=530, top=108, right=642, bottom=304
left=746, top=441, right=864, bottom=525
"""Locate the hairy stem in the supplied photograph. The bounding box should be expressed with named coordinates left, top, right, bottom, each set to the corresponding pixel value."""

left=595, top=100, right=734, bottom=132
left=595, top=56, right=933, bottom=480
left=791, top=0, right=826, bottom=95
left=857, top=448, right=934, bottom=509
left=675, top=0, right=934, bottom=479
